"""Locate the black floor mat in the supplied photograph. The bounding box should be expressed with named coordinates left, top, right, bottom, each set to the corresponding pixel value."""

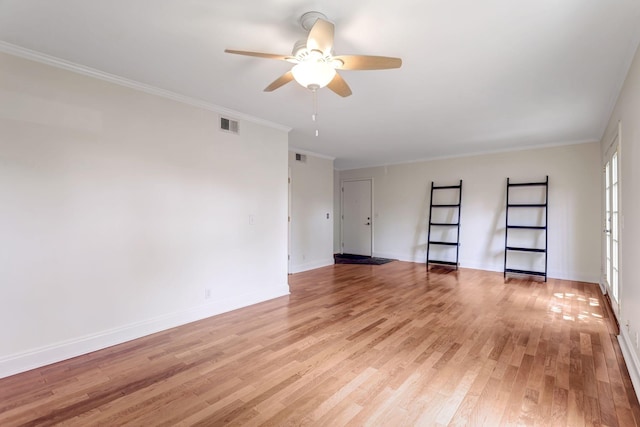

left=334, top=253, right=395, bottom=265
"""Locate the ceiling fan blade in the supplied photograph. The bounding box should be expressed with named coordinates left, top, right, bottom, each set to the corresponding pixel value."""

left=225, top=49, right=291, bottom=61
left=327, top=73, right=352, bottom=97
left=307, top=19, right=334, bottom=54
left=264, top=71, right=294, bottom=92
left=332, top=55, right=402, bottom=70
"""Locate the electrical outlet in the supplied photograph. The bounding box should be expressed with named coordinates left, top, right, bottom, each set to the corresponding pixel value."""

left=205, top=288, right=211, bottom=300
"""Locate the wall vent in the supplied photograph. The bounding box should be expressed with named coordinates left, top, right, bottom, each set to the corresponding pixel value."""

left=295, top=153, right=307, bottom=162
left=220, top=116, right=239, bottom=134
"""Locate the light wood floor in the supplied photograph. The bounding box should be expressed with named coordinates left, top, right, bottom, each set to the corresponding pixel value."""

left=1, top=262, right=638, bottom=426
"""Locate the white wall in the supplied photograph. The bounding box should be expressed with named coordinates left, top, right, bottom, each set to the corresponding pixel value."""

left=288, top=151, right=334, bottom=273
left=339, top=143, right=601, bottom=282
left=0, top=52, right=289, bottom=378
left=333, top=168, right=341, bottom=254
left=601, top=43, right=640, bottom=393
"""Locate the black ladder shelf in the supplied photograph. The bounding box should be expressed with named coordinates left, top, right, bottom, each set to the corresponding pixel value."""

left=504, top=176, right=548, bottom=281
left=426, top=180, right=462, bottom=269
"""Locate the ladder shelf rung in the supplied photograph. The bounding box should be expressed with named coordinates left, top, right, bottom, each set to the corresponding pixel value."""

left=427, top=260, right=458, bottom=266
left=432, top=185, right=462, bottom=190
left=429, top=241, right=458, bottom=246
left=507, top=203, right=546, bottom=208
left=430, top=222, right=459, bottom=226
left=505, top=268, right=546, bottom=277
left=506, top=246, right=546, bottom=253
left=507, top=225, right=546, bottom=230
left=507, top=182, right=548, bottom=187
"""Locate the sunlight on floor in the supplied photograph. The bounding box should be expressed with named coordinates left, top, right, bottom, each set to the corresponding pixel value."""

left=550, top=292, right=602, bottom=322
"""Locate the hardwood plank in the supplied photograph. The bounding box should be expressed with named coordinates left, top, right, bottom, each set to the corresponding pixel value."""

left=598, top=379, right=620, bottom=427
left=551, top=386, right=569, bottom=426
left=0, top=263, right=637, bottom=426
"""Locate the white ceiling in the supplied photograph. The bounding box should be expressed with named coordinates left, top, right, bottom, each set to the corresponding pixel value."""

left=1, top=1, right=639, bottom=170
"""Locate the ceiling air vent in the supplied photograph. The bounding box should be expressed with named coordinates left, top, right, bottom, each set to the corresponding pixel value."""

left=295, top=153, right=307, bottom=162
left=220, top=116, right=239, bottom=134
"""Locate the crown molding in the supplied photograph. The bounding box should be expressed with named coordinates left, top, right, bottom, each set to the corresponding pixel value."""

left=334, top=139, right=598, bottom=171
left=288, top=146, right=335, bottom=160
left=0, top=41, right=292, bottom=133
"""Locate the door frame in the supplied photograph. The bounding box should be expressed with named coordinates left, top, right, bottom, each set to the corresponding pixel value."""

left=340, top=178, right=374, bottom=256
left=287, top=166, right=292, bottom=274
left=602, top=122, right=621, bottom=319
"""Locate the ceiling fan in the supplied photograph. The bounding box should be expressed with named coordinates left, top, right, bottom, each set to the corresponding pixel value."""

left=224, top=11, right=402, bottom=97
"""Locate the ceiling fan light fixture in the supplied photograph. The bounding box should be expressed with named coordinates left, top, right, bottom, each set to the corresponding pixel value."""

left=291, top=60, right=336, bottom=90
left=224, top=11, right=400, bottom=98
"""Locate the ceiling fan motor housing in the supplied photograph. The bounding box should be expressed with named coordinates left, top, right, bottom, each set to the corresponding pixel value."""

left=300, top=11, right=329, bottom=31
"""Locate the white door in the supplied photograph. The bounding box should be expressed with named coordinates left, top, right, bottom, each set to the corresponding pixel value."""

left=603, top=133, right=620, bottom=317
left=342, top=179, right=372, bottom=256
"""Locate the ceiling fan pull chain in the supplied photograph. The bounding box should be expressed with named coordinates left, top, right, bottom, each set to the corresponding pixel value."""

left=312, top=89, right=318, bottom=121
left=312, top=89, right=319, bottom=136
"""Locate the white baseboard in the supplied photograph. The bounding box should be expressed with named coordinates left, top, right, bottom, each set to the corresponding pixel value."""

left=457, top=260, right=502, bottom=273
left=372, top=251, right=421, bottom=263
left=618, top=329, right=640, bottom=399
left=372, top=252, right=599, bottom=283
left=546, top=269, right=600, bottom=283
left=290, top=258, right=334, bottom=274
left=599, top=279, right=607, bottom=294
left=0, top=285, right=290, bottom=379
